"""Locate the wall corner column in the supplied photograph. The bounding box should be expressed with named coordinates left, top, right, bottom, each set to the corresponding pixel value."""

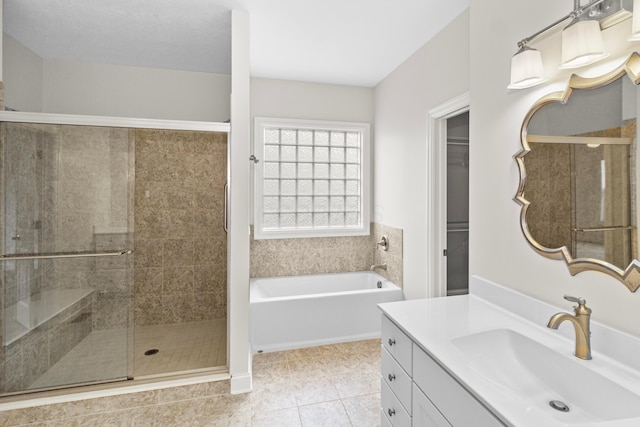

left=228, top=8, right=252, bottom=394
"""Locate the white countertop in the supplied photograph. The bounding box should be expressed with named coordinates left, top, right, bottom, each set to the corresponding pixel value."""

left=379, top=276, right=640, bottom=427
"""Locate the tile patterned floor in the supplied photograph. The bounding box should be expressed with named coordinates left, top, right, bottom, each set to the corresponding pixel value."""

left=250, top=339, right=381, bottom=427
left=134, top=319, right=227, bottom=377
left=1, top=339, right=381, bottom=426
left=29, top=320, right=227, bottom=390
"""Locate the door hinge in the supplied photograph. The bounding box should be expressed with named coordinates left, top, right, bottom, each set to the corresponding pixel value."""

left=443, top=249, right=448, bottom=256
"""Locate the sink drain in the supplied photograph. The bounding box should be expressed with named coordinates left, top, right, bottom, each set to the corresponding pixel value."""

left=144, top=348, right=159, bottom=356
left=549, top=400, right=570, bottom=412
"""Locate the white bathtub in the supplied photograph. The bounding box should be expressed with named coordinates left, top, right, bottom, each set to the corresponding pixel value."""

left=250, top=271, right=404, bottom=353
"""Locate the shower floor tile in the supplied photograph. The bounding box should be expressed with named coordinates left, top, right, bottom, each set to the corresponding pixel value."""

left=134, top=319, right=227, bottom=377
left=28, top=319, right=226, bottom=390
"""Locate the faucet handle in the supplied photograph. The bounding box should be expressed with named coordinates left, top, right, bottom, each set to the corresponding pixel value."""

left=563, top=295, right=586, bottom=305
left=564, top=295, right=587, bottom=305
left=564, top=295, right=591, bottom=315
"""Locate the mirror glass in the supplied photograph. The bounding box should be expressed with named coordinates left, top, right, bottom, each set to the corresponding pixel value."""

left=516, top=54, right=640, bottom=291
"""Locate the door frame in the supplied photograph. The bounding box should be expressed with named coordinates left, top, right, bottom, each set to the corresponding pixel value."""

left=426, top=92, right=469, bottom=298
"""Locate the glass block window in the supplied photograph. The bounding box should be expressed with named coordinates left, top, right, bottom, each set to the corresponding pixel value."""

left=254, top=117, right=370, bottom=239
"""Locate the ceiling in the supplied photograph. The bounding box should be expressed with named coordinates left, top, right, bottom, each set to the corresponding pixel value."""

left=4, top=0, right=468, bottom=88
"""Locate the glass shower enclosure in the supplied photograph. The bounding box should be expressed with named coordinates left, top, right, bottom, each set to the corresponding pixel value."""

left=0, top=122, right=134, bottom=394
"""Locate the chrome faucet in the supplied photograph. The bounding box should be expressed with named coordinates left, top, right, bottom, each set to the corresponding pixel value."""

left=547, top=295, right=592, bottom=360
left=370, top=263, right=387, bottom=271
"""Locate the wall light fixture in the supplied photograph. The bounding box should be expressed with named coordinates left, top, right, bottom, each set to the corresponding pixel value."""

left=560, top=16, right=608, bottom=68
left=508, top=46, right=546, bottom=89
left=509, top=0, right=634, bottom=89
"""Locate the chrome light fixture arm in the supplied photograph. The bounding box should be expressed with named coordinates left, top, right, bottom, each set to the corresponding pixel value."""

left=516, top=0, right=605, bottom=49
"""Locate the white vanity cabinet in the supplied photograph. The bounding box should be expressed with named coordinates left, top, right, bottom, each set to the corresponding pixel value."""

left=381, top=315, right=505, bottom=427
left=381, top=316, right=412, bottom=426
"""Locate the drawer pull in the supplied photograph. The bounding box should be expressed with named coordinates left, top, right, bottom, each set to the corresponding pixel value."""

left=388, top=373, right=396, bottom=381
left=388, top=338, right=396, bottom=346
left=388, top=408, right=396, bottom=417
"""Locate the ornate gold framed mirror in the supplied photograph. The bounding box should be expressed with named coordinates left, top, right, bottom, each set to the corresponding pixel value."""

left=515, top=53, right=640, bottom=292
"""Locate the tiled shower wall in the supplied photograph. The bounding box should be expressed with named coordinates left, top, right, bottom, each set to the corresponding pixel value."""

left=250, top=222, right=403, bottom=287
left=133, top=130, right=227, bottom=326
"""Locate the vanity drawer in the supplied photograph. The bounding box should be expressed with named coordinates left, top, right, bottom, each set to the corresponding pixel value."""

left=413, top=346, right=505, bottom=427
left=381, top=410, right=393, bottom=427
left=412, top=383, right=452, bottom=427
left=382, top=315, right=413, bottom=374
left=382, top=347, right=412, bottom=414
left=382, top=380, right=411, bottom=427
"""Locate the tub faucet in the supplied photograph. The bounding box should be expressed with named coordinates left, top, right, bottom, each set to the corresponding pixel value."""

left=547, top=295, right=592, bottom=360
left=370, top=263, right=387, bottom=271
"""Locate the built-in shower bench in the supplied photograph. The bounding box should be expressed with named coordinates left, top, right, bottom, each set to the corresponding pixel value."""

left=5, top=288, right=94, bottom=346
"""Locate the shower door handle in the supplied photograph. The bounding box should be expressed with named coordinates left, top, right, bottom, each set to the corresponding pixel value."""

left=224, top=182, right=229, bottom=233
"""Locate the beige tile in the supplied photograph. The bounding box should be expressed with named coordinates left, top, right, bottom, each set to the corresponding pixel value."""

left=194, top=237, right=224, bottom=265
left=1, top=328, right=380, bottom=427
left=194, top=188, right=216, bottom=209
left=161, top=293, right=195, bottom=323
left=253, top=350, right=288, bottom=366
left=334, top=371, right=381, bottom=399
left=252, top=407, right=302, bottom=427
left=134, top=240, right=163, bottom=269
left=0, top=403, right=67, bottom=426
left=134, top=267, right=162, bottom=295
left=163, top=239, right=194, bottom=267
left=250, top=382, right=297, bottom=413
left=162, top=266, right=194, bottom=295
left=134, top=206, right=164, bottom=239
left=65, top=410, right=130, bottom=426
left=194, top=291, right=226, bottom=320
left=105, top=390, right=159, bottom=411
left=207, top=379, right=230, bottom=396
left=161, top=208, right=194, bottom=239
left=157, top=382, right=208, bottom=403
left=285, top=346, right=322, bottom=360
left=298, top=400, right=351, bottom=427
left=134, top=320, right=226, bottom=376
left=252, top=359, right=291, bottom=384
left=315, top=352, right=361, bottom=377
left=342, top=393, right=381, bottom=427
left=134, top=295, right=162, bottom=326
left=288, top=356, right=336, bottom=381
left=293, top=376, right=340, bottom=406
left=193, top=131, right=224, bottom=155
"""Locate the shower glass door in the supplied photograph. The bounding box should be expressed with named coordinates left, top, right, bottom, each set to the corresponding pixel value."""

left=0, top=122, right=134, bottom=395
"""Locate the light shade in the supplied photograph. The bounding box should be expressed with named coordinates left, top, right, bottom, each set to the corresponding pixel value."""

left=629, top=0, right=640, bottom=40
left=508, top=46, right=545, bottom=89
left=560, top=19, right=608, bottom=69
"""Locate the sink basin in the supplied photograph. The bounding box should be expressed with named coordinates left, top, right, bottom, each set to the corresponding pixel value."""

left=451, top=329, right=640, bottom=424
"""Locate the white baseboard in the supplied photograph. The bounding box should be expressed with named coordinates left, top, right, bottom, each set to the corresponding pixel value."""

left=230, top=372, right=252, bottom=394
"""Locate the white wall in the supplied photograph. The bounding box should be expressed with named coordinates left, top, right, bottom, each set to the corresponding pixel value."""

left=373, top=10, right=469, bottom=299
left=251, top=77, right=374, bottom=122
left=471, top=0, right=640, bottom=336
left=42, top=60, right=231, bottom=122
left=3, top=34, right=43, bottom=112
left=3, top=35, right=231, bottom=122
left=228, top=9, right=252, bottom=394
